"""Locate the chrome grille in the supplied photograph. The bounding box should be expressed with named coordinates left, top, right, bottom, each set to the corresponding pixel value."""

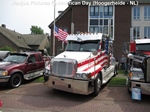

left=147, top=58, right=150, bottom=82
left=52, top=60, right=74, bottom=76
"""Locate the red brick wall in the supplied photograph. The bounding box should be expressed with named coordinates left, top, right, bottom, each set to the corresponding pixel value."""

left=72, top=5, right=88, bottom=33
left=114, top=5, right=131, bottom=61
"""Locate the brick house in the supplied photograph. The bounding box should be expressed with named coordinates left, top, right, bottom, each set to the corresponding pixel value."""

left=48, top=0, right=150, bottom=60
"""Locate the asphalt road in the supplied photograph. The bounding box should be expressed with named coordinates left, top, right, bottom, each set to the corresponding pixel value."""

left=0, top=82, right=150, bottom=112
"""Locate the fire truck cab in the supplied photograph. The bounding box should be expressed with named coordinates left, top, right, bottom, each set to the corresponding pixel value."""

left=44, top=33, right=118, bottom=96
left=125, top=39, right=150, bottom=54
left=125, top=39, right=150, bottom=95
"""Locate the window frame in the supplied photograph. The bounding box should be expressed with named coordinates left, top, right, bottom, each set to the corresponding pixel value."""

left=133, top=27, right=140, bottom=39
left=144, top=27, right=150, bottom=38
left=104, top=6, right=113, bottom=16
left=144, top=6, right=150, bottom=20
left=90, top=6, right=99, bottom=16
left=133, top=6, right=140, bottom=20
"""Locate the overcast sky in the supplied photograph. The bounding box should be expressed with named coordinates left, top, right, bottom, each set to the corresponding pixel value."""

left=0, top=0, right=71, bottom=34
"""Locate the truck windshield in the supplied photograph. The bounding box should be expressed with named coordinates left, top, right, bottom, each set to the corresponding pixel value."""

left=4, top=54, right=27, bottom=63
left=136, top=43, right=150, bottom=51
left=65, top=40, right=99, bottom=52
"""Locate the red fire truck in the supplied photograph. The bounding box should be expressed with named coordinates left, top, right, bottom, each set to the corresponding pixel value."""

left=44, top=33, right=118, bottom=96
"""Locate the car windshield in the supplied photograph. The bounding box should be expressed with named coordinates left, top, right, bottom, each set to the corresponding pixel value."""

left=65, top=40, right=99, bottom=52
left=3, top=54, right=27, bottom=63
left=136, top=43, right=150, bottom=51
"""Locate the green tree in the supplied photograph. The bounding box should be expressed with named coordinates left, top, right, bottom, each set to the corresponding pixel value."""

left=30, top=25, right=44, bottom=34
left=0, top=46, right=14, bottom=52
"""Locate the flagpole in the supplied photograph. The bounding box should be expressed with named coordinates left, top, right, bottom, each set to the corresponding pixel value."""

left=53, top=0, right=56, bottom=57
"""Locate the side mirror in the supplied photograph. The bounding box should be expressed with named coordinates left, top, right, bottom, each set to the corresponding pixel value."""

left=128, top=53, right=134, bottom=59
left=92, top=49, right=98, bottom=56
left=0, top=58, right=3, bottom=62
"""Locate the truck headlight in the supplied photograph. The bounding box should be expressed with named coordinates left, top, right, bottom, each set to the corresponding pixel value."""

left=75, top=73, right=91, bottom=80
left=130, top=72, right=144, bottom=80
left=0, top=71, right=8, bottom=76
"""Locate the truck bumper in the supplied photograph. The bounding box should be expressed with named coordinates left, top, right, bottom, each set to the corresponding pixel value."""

left=131, top=81, right=150, bottom=95
left=44, top=76, right=94, bottom=95
left=0, top=76, right=10, bottom=83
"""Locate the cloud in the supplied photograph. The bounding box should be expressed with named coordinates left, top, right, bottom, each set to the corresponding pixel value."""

left=0, top=0, right=70, bottom=34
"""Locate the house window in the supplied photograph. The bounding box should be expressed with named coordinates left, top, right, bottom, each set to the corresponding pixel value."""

left=104, top=19, right=108, bottom=25
left=103, top=26, right=108, bottom=34
left=104, top=6, right=113, bottom=16
left=89, top=6, right=114, bottom=39
left=90, top=6, right=99, bottom=16
left=18, top=36, right=21, bottom=39
left=133, top=6, right=140, bottom=20
left=99, top=27, right=103, bottom=33
left=90, top=19, right=98, bottom=25
left=100, top=19, right=103, bottom=25
left=89, top=26, right=99, bottom=33
left=133, top=27, right=140, bottom=39
left=144, top=27, right=150, bottom=38
left=99, top=6, right=103, bottom=18
left=144, top=6, right=150, bottom=20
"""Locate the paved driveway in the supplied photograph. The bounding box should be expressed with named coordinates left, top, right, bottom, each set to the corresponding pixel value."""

left=0, top=82, right=150, bottom=112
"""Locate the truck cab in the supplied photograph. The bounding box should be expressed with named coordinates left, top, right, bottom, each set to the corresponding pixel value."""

left=124, top=39, right=150, bottom=54
left=44, top=33, right=118, bottom=96
left=127, top=54, right=150, bottom=95
left=125, top=38, right=150, bottom=95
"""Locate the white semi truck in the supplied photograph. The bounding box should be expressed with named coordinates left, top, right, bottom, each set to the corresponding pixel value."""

left=44, top=33, right=118, bottom=96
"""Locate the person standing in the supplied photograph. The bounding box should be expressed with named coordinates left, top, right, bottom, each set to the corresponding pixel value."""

left=110, top=53, right=116, bottom=65
left=120, top=55, right=126, bottom=70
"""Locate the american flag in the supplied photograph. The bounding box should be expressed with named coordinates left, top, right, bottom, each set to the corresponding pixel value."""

left=54, top=26, right=68, bottom=42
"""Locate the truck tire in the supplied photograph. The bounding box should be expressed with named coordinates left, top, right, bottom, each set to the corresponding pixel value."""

left=128, top=82, right=131, bottom=94
left=8, top=73, right=22, bottom=88
left=93, top=74, right=101, bottom=96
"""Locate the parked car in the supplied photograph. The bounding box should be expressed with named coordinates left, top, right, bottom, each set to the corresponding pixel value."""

left=0, top=52, right=48, bottom=88
left=0, top=51, right=11, bottom=61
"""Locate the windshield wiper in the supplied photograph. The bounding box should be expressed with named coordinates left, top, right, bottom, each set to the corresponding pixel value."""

left=66, top=49, right=76, bottom=51
left=10, top=60, right=19, bottom=63
left=80, top=49, right=91, bottom=52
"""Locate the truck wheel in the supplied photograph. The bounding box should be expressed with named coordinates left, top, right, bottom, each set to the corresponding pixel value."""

left=128, top=82, right=131, bottom=94
left=93, top=75, right=101, bottom=96
left=128, top=87, right=131, bottom=94
left=8, top=73, right=22, bottom=88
